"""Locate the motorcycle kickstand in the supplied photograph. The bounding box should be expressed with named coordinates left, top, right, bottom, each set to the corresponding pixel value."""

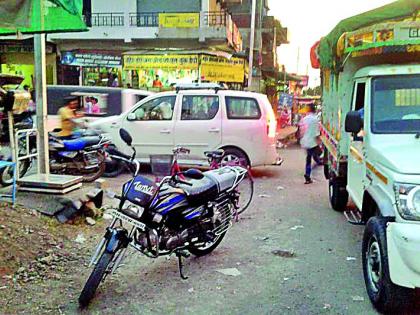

left=176, top=251, right=189, bottom=280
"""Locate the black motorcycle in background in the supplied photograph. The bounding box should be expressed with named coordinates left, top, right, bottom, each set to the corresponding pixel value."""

left=103, top=144, right=136, bottom=178
left=79, top=128, right=248, bottom=306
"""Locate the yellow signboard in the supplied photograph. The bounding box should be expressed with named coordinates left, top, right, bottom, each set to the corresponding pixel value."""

left=200, top=56, right=245, bottom=83
left=123, top=54, right=199, bottom=70
left=123, top=54, right=246, bottom=83
left=159, top=13, right=200, bottom=28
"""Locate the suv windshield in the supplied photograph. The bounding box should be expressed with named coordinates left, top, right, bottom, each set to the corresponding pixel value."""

left=371, top=74, right=420, bottom=134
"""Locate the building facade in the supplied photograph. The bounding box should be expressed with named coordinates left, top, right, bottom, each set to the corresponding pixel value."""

left=49, top=0, right=246, bottom=88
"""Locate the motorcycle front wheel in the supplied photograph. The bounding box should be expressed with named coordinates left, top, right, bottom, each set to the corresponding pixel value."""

left=79, top=251, right=114, bottom=307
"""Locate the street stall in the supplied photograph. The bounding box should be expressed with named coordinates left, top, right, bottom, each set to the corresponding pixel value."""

left=122, top=51, right=246, bottom=90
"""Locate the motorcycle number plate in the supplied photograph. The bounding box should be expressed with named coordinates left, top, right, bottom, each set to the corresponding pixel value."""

left=110, top=209, right=146, bottom=231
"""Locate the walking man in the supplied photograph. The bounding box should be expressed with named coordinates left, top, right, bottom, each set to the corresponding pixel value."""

left=300, top=103, right=322, bottom=184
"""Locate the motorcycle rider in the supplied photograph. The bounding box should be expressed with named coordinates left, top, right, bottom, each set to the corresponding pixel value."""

left=57, top=96, right=84, bottom=139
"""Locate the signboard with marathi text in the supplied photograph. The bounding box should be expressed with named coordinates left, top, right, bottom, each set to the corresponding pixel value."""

left=159, top=13, right=200, bottom=28
left=123, top=54, right=246, bottom=83
left=61, top=51, right=122, bottom=67
left=200, top=56, right=245, bottom=83
left=123, top=55, right=199, bottom=70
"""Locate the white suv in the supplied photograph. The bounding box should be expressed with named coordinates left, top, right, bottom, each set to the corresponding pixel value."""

left=90, top=87, right=279, bottom=167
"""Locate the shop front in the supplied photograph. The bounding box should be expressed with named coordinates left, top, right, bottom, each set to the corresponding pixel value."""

left=0, top=40, right=57, bottom=89
left=59, top=50, right=122, bottom=87
left=123, top=52, right=246, bottom=90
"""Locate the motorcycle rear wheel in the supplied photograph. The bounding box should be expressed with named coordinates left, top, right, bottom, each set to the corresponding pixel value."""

left=82, top=161, right=105, bottom=182
left=188, top=231, right=226, bottom=257
left=81, top=152, right=106, bottom=182
left=236, top=172, right=254, bottom=215
left=79, top=251, right=114, bottom=307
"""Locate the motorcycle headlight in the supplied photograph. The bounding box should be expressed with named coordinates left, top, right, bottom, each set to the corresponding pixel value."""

left=394, top=183, right=420, bottom=220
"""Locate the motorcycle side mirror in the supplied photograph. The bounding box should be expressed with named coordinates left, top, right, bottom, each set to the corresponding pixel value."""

left=183, top=169, right=204, bottom=180
left=119, top=128, right=133, bottom=146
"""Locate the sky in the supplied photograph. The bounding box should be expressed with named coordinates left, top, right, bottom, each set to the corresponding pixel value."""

left=268, top=0, right=396, bottom=87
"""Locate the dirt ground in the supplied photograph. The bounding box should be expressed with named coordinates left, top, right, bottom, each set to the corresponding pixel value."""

left=0, top=203, right=108, bottom=313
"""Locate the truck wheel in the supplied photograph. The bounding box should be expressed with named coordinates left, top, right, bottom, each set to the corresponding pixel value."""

left=328, top=178, right=348, bottom=211
left=362, top=217, right=414, bottom=313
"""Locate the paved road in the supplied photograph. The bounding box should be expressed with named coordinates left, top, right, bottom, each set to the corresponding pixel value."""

left=5, top=146, right=380, bottom=314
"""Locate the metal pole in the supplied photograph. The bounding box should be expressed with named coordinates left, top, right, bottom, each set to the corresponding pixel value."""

left=296, top=46, right=300, bottom=74
left=248, top=0, right=257, bottom=88
left=34, top=34, right=50, bottom=174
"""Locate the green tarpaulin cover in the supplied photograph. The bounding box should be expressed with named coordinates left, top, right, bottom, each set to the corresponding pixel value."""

left=0, top=0, right=86, bottom=34
left=319, top=0, right=420, bottom=69
left=0, top=0, right=33, bottom=28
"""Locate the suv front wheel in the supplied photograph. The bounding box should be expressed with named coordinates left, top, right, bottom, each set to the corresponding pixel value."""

left=362, top=216, right=414, bottom=313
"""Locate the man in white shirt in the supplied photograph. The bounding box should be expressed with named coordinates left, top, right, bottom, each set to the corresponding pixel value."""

left=299, top=103, right=322, bottom=184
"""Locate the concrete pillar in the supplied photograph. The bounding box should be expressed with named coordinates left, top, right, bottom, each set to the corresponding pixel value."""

left=201, top=0, right=209, bottom=12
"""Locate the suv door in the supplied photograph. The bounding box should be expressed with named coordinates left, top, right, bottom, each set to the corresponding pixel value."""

left=174, top=94, right=222, bottom=163
left=347, top=81, right=367, bottom=209
left=122, top=95, right=177, bottom=158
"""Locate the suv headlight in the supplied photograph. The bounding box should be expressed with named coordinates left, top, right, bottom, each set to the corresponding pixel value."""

left=394, top=183, right=420, bottom=220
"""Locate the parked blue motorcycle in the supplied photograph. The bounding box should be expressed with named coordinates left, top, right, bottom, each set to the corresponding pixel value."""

left=78, top=128, right=248, bottom=307
left=49, top=132, right=109, bottom=182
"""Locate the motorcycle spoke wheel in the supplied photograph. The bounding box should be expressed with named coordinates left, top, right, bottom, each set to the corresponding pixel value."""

left=235, top=172, right=254, bottom=215
left=188, top=231, right=226, bottom=257
left=79, top=251, right=114, bottom=307
left=82, top=161, right=106, bottom=182
left=0, top=161, right=29, bottom=186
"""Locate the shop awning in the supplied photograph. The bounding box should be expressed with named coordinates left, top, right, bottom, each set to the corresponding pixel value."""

left=0, top=0, right=87, bottom=35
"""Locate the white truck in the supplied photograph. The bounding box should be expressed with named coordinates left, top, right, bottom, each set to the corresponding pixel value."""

left=315, top=4, right=420, bottom=312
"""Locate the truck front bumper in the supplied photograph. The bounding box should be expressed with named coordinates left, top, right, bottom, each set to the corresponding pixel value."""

left=387, top=222, right=420, bottom=288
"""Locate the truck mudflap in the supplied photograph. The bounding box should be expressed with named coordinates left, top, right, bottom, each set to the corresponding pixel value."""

left=387, top=222, right=420, bottom=288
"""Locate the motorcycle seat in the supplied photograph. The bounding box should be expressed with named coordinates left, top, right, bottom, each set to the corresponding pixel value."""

left=205, top=167, right=239, bottom=192
left=179, top=176, right=219, bottom=205
left=62, top=136, right=101, bottom=151
left=82, top=136, right=102, bottom=146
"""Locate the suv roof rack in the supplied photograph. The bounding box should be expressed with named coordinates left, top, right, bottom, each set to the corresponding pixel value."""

left=175, top=83, right=226, bottom=93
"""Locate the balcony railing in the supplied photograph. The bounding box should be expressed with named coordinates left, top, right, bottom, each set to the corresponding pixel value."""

left=129, top=13, right=159, bottom=27
left=85, top=13, right=125, bottom=27
left=202, top=11, right=228, bottom=26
